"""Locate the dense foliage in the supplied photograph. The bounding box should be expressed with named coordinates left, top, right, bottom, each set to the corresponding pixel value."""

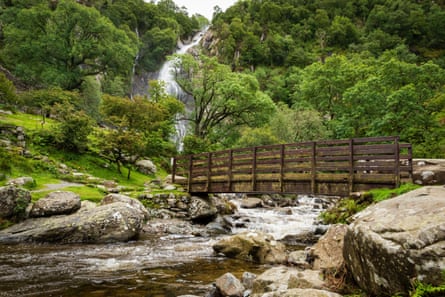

left=0, top=0, right=203, bottom=168
left=206, top=0, right=445, bottom=156
left=0, top=0, right=204, bottom=93
left=0, top=0, right=444, bottom=163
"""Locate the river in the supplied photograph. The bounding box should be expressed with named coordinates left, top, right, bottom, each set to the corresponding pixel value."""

left=0, top=195, right=330, bottom=296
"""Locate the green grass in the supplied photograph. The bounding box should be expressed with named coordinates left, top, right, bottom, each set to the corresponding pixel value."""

left=0, top=111, right=163, bottom=201
left=370, top=183, right=421, bottom=202
left=0, top=111, right=56, bottom=131
left=31, top=185, right=106, bottom=203
left=320, top=183, right=421, bottom=224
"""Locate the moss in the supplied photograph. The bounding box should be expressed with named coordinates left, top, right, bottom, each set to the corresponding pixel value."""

left=319, top=183, right=420, bottom=225
left=410, top=281, right=445, bottom=297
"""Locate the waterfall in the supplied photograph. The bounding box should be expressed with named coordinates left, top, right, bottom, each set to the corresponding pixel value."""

left=157, top=31, right=205, bottom=151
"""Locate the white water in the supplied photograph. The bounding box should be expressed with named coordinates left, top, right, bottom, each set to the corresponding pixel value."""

left=230, top=195, right=333, bottom=242
left=0, top=195, right=335, bottom=296
left=157, top=31, right=205, bottom=151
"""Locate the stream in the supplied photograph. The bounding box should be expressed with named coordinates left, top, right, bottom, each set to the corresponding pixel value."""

left=0, top=195, right=331, bottom=297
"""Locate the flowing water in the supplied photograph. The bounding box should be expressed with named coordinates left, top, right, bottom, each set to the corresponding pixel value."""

left=0, top=196, right=331, bottom=297
left=157, top=31, right=205, bottom=151
left=0, top=235, right=264, bottom=297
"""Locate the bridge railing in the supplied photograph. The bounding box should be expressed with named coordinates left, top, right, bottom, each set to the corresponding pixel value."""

left=172, top=136, right=412, bottom=196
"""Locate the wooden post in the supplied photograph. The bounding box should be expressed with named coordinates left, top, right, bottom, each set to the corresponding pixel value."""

left=206, top=152, right=212, bottom=192
left=311, top=142, right=316, bottom=195
left=280, top=144, right=285, bottom=193
left=228, top=150, right=233, bottom=192
left=252, top=147, right=257, bottom=192
left=349, top=138, right=354, bottom=194
left=394, top=136, right=400, bottom=188
left=408, top=144, right=413, bottom=181
left=172, top=157, right=177, bottom=184
left=187, top=155, right=193, bottom=192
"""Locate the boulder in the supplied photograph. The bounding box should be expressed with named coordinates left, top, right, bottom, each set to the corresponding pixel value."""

left=29, top=191, right=81, bottom=218
left=240, top=197, right=263, bottom=208
left=242, top=272, right=257, bottom=290
left=0, top=202, right=144, bottom=243
left=344, top=186, right=445, bottom=297
left=308, top=224, right=347, bottom=271
left=0, top=186, right=31, bottom=221
left=287, top=250, right=310, bottom=268
left=213, top=231, right=287, bottom=264
left=135, top=159, right=157, bottom=175
left=7, top=176, right=34, bottom=187
left=251, top=266, right=327, bottom=295
left=255, top=288, right=343, bottom=297
left=188, top=196, right=218, bottom=223
left=215, top=272, right=245, bottom=297
left=101, top=193, right=149, bottom=220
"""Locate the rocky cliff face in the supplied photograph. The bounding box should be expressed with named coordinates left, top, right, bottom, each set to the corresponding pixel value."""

left=344, top=186, right=445, bottom=296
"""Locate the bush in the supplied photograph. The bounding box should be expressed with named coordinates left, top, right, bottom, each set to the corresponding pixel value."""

left=0, top=72, right=18, bottom=106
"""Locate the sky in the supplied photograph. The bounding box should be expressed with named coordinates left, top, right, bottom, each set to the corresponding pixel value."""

left=172, top=0, right=238, bottom=20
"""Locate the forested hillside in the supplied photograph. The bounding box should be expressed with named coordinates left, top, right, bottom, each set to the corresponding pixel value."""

left=0, top=0, right=204, bottom=173
left=0, top=0, right=444, bottom=169
left=197, top=0, right=445, bottom=157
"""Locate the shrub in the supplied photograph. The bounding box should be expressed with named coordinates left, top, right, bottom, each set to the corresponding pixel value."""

left=0, top=72, right=18, bottom=106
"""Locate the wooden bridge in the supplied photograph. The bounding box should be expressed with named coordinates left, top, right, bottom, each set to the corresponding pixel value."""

left=172, top=136, right=413, bottom=196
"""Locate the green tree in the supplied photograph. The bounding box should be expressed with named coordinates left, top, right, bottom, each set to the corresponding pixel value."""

left=173, top=54, right=276, bottom=148
left=95, top=127, right=145, bottom=179
left=269, top=103, right=331, bottom=143
left=51, top=103, right=94, bottom=153
left=0, top=72, right=18, bottom=107
left=1, top=0, right=137, bottom=89
left=19, top=88, right=81, bottom=123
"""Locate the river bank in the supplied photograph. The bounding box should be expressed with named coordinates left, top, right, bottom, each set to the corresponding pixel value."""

left=0, top=193, right=331, bottom=297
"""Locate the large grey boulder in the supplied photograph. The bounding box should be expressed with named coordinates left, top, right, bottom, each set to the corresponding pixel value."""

left=188, top=196, right=218, bottom=223
left=213, top=231, right=287, bottom=264
left=308, top=224, right=347, bottom=271
left=29, top=191, right=81, bottom=217
left=251, top=266, right=328, bottom=296
left=0, top=202, right=144, bottom=243
left=135, top=159, right=157, bottom=175
left=101, top=193, right=149, bottom=220
left=0, top=186, right=31, bottom=221
left=7, top=176, right=34, bottom=187
left=240, top=197, right=263, bottom=208
left=257, top=288, right=342, bottom=297
left=344, top=186, right=445, bottom=296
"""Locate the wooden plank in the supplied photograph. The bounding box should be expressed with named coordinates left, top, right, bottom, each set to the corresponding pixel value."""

left=394, top=137, right=400, bottom=187
left=311, top=142, right=316, bottom=194
left=252, top=147, right=257, bottom=192
left=349, top=138, right=354, bottom=193
left=280, top=144, right=285, bottom=193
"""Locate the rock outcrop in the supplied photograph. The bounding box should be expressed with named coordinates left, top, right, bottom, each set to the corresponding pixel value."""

left=188, top=196, right=218, bottom=223
left=101, top=193, right=149, bottom=220
left=250, top=266, right=341, bottom=297
left=0, top=185, right=31, bottom=221
left=0, top=202, right=144, bottom=243
left=308, top=224, right=347, bottom=272
left=135, top=159, right=157, bottom=175
left=215, top=272, right=245, bottom=297
left=213, top=231, right=287, bottom=264
left=344, top=186, right=445, bottom=296
left=29, top=191, right=81, bottom=217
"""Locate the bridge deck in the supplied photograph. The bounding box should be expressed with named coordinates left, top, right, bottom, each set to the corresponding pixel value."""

left=172, top=136, right=412, bottom=196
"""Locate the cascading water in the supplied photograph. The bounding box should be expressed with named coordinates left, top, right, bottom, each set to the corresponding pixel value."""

left=0, top=195, right=334, bottom=296
left=157, top=31, right=205, bottom=151
left=229, top=195, right=335, bottom=244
